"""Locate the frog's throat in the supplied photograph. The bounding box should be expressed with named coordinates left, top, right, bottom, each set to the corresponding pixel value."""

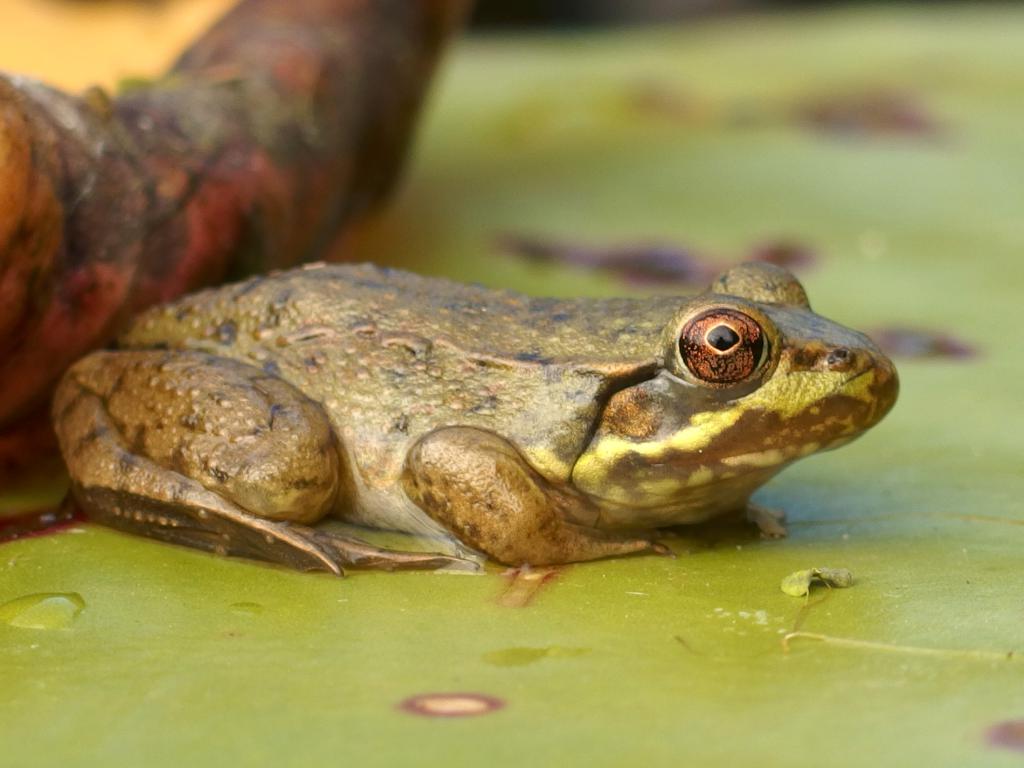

left=568, top=361, right=894, bottom=512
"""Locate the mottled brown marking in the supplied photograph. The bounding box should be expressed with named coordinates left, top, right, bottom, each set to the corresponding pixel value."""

left=599, top=387, right=663, bottom=440
left=790, top=344, right=824, bottom=371
left=72, top=425, right=110, bottom=457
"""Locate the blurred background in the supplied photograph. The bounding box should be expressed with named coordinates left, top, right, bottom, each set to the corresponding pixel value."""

left=0, top=0, right=1011, bottom=89
left=471, top=0, right=1008, bottom=27
left=1, top=3, right=1022, bottom=767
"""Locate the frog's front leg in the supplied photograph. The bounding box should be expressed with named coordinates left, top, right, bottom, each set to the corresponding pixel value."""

left=402, top=427, right=667, bottom=566
left=53, top=350, right=471, bottom=575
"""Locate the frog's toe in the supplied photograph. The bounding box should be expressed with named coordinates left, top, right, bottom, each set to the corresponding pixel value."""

left=649, top=540, right=676, bottom=558
left=73, top=484, right=347, bottom=575
left=308, top=529, right=483, bottom=573
left=746, top=503, right=788, bottom=539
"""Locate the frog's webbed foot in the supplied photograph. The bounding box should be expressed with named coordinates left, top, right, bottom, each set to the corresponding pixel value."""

left=73, top=482, right=349, bottom=574
left=305, top=529, right=480, bottom=572
left=403, top=427, right=666, bottom=566
left=746, top=502, right=788, bottom=539
left=73, top=483, right=476, bottom=574
left=54, top=350, right=475, bottom=575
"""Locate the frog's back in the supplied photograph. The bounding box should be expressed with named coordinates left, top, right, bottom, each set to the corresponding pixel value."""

left=253, top=263, right=674, bottom=368
left=125, top=262, right=678, bottom=372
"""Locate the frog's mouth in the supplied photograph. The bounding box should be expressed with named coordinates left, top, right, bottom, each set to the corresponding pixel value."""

left=569, top=354, right=898, bottom=522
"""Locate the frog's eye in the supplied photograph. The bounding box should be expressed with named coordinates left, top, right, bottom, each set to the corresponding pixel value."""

left=678, top=309, right=767, bottom=386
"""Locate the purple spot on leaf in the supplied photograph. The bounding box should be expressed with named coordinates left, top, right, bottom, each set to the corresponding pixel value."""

left=495, top=233, right=717, bottom=285
left=748, top=240, right=818, bottom=270
left=869, top=326, right=977, bottom=360
left=797, top=89, right=942, bottom=139
left=496, top=233, right=818, bottom=287
left=987, top=720, right=1024, bottom=752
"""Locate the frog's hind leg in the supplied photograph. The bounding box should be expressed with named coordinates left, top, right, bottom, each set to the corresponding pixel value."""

left=402, top=427, right=669, bottom=566
left=53, top=350, right=474, bottom=574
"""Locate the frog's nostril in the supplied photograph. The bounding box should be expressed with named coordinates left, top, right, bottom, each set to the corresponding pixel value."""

left=826, top=348, right=852, bottom=369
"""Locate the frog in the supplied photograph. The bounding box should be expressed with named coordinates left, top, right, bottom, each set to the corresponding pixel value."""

left=51, top=261, right=898, bottom=575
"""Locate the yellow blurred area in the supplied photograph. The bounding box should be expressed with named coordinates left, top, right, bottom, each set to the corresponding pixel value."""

left=0, top=0, right=233, bottom=90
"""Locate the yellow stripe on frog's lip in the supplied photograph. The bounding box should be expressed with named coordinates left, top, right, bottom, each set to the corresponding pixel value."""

left=570, top=361, right=885, bottom=502
left=720, top=441, right=821, bottom=469
left=587, top=361, right=872, bottom=464
left=584, top=440, right=824, bottom=509
left=576, top=439, right=832, bottom=512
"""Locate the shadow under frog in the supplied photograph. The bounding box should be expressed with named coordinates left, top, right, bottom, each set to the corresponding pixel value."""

left=52, top=262, right=897, bottom=575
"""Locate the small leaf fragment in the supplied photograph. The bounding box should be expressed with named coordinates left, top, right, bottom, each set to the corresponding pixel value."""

left=781, top=567, right=854, bottom=597
left=781, top=570, right=814, bottom=596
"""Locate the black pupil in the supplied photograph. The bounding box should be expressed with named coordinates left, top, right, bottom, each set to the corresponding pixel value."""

left=707, top=325, right=740, bottom=352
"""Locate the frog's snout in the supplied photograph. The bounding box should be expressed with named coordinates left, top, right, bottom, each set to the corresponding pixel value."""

left=786, top=324, right=899, bottom=432
left=835, top=339, right=899, bottom=427
left=866, top=348, right=899, bottom=424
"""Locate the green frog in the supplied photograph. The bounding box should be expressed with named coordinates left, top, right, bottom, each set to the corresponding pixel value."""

left=52, top=261, right=897, bottom=575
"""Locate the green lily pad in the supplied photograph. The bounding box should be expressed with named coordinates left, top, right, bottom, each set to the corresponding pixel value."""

left=2, top=6, right=1023, bottom=766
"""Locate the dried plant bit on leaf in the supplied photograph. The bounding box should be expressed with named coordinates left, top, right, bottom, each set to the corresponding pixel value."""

left=781, top=567, right=854, bottom=597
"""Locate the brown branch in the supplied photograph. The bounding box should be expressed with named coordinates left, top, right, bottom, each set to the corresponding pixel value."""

left=0, top=0, right=468, bottom=471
